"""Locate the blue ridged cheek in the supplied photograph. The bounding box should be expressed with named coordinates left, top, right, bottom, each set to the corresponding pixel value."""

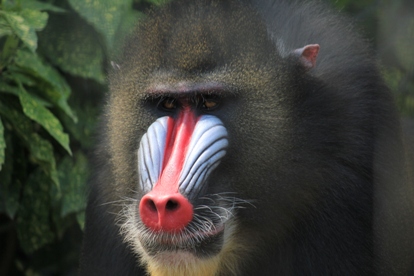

left=137, top=115, right=228, bottom=195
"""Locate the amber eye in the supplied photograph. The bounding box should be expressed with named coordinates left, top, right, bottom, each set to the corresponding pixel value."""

left=204, top=99, right=218, bottom=109
left=160, top=97, right=177, bottom=110
left=200, top=95, right=220, bottom=110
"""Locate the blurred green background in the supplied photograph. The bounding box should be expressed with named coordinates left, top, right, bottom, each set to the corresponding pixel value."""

left=0, top=0, right=413, bottom=275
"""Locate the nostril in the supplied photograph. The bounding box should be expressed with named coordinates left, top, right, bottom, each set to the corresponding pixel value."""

left=147, top=199, right=157, bottom=212
left=166, top=199, right=179, bottom=211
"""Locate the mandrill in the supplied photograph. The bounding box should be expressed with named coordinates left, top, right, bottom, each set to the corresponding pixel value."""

left=79, top=0, right=414, bottom=275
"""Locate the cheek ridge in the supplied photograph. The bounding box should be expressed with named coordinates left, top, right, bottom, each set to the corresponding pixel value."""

left=137, top=114, right=229, bottom=197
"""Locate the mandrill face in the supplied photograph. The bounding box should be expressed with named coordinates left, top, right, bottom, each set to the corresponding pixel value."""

left=106, top=2, right=290, bottom=274
left=118, top=95, right=256, bottom=274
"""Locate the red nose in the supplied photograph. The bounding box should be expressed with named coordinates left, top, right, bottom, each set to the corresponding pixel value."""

left=139, top=192, right=193, bottom=232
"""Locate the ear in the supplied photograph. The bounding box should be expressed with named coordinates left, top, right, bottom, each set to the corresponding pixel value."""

left=292, top=44, right=320, bottom=70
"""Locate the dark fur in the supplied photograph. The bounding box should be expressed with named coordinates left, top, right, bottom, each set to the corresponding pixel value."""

left=79, top=0, right=414, bottom=274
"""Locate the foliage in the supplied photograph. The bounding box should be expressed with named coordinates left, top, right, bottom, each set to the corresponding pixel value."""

left=0, top=0, right=412, bottom=275
left=0, top=0, right=158, bottom=274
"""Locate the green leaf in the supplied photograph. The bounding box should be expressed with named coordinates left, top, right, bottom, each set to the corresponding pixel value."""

left=0, top=76, right=53, bottom=107
left=0, top=100, right=33, bottom=138
left=20, top=9, right=48, bottom=30
left=0, top=16, right=13, bottom=38
left=28, top=133, right=60, bottom=187
left=58, top=153, right=88, bottom=217
left=1, top=12, right=37, bottom=51
left=77, top=211, right=85, bottom=230
left=60, top=96, right=101, bottom=149
left=1, top=0, right=18, bottom=11
left=0, top=118, right=5, bottom=170
left=1, top=10, right=48, bottom=52
left=17, top=84, right=72, bottom=155
left=0, top=128, right=20, bottom=218
left=16, top=169, right=55, bottom=253
left=68, top=0, right=132, bottom=51
left=0, top=34, right=19, bottom=70
left=0, top=101, right=60, bottom=188
left=0, top=81, right=20, bottom=95
left=14, top=49, right=77, bottom=122
left=0, top=81, right=19, bottom=95
left=38, top=13, right=105, bottom=83
left=2, top=66, right=37, bottom=86
left=21, top=0, right=67, bottom=13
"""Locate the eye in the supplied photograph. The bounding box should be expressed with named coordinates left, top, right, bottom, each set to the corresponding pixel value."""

left=199, top=95, right=220, bottom=111
left=158, top=97, right=177, bottom=111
